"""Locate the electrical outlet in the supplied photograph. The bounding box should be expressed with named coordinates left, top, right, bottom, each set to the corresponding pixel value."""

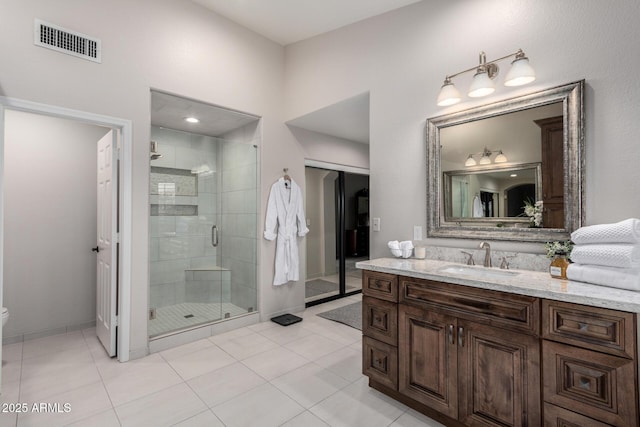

left=372, top=217, right=381, bottom=232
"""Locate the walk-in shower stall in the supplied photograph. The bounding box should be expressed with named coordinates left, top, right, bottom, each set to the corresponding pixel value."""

left=149, top=91, right=259, bottom=339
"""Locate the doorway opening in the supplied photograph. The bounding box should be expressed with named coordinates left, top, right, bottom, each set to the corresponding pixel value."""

left=0, top=97, right=132, bottom=370
left=305, top=165, right=369, bottom=306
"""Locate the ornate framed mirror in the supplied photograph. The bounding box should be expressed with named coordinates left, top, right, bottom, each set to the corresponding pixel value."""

left=426, top=80, right=584, bottom=242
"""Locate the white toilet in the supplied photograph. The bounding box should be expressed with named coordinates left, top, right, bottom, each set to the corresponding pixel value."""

left=2, top=307, right=8, bottom=327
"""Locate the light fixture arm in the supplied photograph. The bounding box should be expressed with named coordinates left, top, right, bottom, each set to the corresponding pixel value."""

left=436, top=49, right=535, bottom=107
left=444, top=49, right=526, bottom=81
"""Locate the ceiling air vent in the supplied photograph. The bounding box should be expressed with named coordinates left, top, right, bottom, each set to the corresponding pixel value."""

left=34, top=19, right=101, bottom=63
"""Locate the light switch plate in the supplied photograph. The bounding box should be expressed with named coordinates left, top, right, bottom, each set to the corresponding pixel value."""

left=372, top=218, right=381, bottom=232
left=413, top=225, right=422, bottom=241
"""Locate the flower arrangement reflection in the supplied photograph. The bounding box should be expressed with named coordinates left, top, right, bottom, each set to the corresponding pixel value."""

left=523, top=199, right=543, bottom=228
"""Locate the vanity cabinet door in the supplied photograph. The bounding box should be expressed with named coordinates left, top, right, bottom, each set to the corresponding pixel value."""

left=398, top=304, right=458, bottom=419
left=458, top=320, right=541, bottom=427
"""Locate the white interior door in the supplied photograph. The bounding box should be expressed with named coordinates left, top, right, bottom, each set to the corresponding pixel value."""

left=96, top=130, right=117, bottom=357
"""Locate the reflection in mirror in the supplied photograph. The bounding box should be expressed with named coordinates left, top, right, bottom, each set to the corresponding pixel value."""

left=444, top=163, right=541, bottom=221
left=427, top=80, right=584, bottom=242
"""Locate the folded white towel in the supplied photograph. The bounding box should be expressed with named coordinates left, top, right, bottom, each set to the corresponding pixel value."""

left=567, top=263, right=640, bottom=291
left=571, top=218, right=640, bottom=245
left=570, top=244, right=640, bottom=269
left=387, top=240, right=400, bottom=250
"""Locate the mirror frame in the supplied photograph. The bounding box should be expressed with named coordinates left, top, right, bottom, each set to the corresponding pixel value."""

left=443, top=162, right=542, bottom=224
left=427, top=80, right=584, bottom=242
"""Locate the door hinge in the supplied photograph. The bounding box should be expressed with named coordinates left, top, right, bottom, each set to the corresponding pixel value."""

left=115, top=232, right=120, bottom=243
left=114, top=315, right=119, bottom=326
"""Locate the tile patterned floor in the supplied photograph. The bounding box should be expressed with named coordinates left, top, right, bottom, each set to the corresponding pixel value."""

left=0, top=295, right=445, bottom=427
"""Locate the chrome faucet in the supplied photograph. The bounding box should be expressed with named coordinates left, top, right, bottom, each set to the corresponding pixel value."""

left=461, top=251, right=475, bottom=265
left=479, top=241, right=492, bottom=267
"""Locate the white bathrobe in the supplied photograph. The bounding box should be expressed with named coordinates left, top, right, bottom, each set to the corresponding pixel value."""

left=264, top=177, right=309, bottom=286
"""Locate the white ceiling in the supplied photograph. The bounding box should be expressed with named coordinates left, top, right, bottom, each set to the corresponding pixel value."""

left=192, top=0, right=423, bottom=45
left=155, top=2, right=416, bottom=141
left=151, top=91, right=259, bottom=137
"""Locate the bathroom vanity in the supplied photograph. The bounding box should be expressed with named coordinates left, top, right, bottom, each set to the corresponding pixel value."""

left=358, top=258, right=640, bottom=427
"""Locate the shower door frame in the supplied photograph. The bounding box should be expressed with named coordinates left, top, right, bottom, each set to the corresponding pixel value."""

left=0, top=96, right=133, bottom=366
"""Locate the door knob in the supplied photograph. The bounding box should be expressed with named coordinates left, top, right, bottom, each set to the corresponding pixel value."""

left=91, top=246, right=100, bottom=253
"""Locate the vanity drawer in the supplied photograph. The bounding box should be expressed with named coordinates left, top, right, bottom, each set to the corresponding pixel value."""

left=362, top=271, right=398, bottom=302
left=544, top=402, right=612, bottom=427
left=363, top=336, right=398, bottom=390
left=363, top=296, right=397, bottom=346
left=543, top=340, right=638, bottom=427
left=543, top=300, right=636, bottom=359
left=400, top=277, right=540, bottom=335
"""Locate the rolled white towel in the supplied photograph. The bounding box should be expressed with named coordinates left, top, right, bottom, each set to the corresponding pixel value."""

left=567, top=263, right=640, bottom=292
left=387, top=240, right=400, bottom=250
left=571, top=218, right=640, bottom=245
left=570, top=244, right=640, bottom=269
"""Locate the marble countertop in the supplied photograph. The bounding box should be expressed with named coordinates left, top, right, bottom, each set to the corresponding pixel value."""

left=357, top=258, right=640, bottom=313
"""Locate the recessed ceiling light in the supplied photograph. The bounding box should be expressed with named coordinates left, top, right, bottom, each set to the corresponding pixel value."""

left=510, top=173, right=518, bottom=177
left=185, top=117, right=199, bottom=124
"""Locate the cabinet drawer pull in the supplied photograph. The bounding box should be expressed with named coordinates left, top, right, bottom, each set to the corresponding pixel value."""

left=579, top=376, right=591, bottom=389
left=447, top=324, right=454, bottom=345
left=578, top=322, right=589, bottom=331
left=458, top=326, right=464, bottom=347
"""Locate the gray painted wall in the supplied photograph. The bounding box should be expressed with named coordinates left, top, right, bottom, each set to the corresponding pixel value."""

left=284, top=0, right=640, bottom=257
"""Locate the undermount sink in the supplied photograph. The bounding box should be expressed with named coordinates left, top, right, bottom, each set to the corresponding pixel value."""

left=438, top=265, right=520, bottom=279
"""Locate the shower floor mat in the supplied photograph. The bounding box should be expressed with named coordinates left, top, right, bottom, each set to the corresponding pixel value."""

left=149, top=302, right=248, bottom=338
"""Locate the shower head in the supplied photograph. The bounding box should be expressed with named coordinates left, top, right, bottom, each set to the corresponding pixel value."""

left=150, top=140, right=163, bottom=160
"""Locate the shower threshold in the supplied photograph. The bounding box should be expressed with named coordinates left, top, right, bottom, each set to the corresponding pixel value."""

left=148, top=302, right=249, bottom=339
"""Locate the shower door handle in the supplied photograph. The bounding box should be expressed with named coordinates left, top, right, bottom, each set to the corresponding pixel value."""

left=212, top=225, right=218, bottom=247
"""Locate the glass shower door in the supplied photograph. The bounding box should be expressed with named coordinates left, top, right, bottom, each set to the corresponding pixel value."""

left=148, top=126, right=258, bottom=338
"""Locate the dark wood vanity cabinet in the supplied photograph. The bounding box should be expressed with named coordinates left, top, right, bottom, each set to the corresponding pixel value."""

left=361, top=270, right=640, bottom=427
left=362, top=271, right=399, bottom=390
left=398, top=277, right=541, bottom=427
left=542, top=300, right=639, bottom=426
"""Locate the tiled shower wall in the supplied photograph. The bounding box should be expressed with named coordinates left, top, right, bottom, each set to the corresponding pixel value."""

left=219, top=122, right=259, bottom=311
left=149, top=123, right=259, bottom=315
left=149, top=126, right=221, bottom=309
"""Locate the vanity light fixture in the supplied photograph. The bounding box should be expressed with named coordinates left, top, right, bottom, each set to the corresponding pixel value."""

left=464, top=154, right=477, bottom=167
left=184, top=117, right=199, bottom=124
left=436, top=49, right=536, bottom=107
left=464, top=147, right=508, bottom=167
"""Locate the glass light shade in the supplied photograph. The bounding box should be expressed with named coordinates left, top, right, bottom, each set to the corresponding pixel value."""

left=468, top=71, right=495, bottom=98
left=504, top=57, right=536, bottom=86
left=437, top=82, right=461, bottom=106
left=494, top=150, right=507, bottom=163
left=479, top=154, right=492, bottom=165
left=464, top=155, right=477, bottom=167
